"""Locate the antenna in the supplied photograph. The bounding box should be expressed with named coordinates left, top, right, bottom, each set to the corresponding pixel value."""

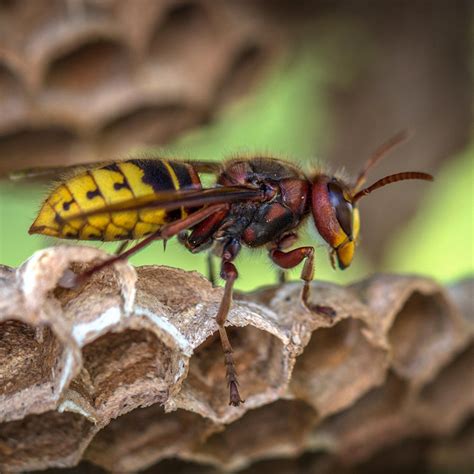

left=353, top=131, right=410, bottom=193
left=353, top=172, right=434, bottom=203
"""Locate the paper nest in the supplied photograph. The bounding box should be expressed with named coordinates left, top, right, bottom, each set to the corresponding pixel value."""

left=0, top=246, right=472, bottom=472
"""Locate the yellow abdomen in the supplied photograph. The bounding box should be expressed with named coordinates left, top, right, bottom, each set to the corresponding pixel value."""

left=30, top=159, right=201, bottom=241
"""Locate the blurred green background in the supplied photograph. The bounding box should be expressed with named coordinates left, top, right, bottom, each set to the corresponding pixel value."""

left=1, top=50, right=472, bottom=290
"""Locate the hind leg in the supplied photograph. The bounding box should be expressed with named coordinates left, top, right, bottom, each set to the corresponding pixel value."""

left=71, top=203, right=228, bottom=287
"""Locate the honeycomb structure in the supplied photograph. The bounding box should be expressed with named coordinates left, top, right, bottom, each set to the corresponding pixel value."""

left=0, top=0, right=284, bottom=175
left=0, top=246, right=472, bottom=471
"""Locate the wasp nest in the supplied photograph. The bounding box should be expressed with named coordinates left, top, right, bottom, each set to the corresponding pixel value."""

left=0, top=246, right=472, bottom=472
left=0, top=0, right=287, bottom=175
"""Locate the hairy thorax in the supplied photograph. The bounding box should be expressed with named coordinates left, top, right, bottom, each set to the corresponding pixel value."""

left=217, top=158, right=310, bottom=247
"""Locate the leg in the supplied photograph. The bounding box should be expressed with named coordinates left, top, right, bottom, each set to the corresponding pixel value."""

left=72, top=203, right=228, bottom=287
left=216, top=239, right=244, bottom=406
left=277, top=269, right=287, bottom=284
left=207, top=252, right=216, bottom=285
left=271, top=232, right=296, bottom=286
left=270, top=247, right=336, bottom=317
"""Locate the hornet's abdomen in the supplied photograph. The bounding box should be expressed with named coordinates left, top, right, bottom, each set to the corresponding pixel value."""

left=30, top=159, right=201, bottom=241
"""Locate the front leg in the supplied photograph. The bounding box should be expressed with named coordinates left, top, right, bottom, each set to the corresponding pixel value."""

left=269, top=246, right=336, bottom=318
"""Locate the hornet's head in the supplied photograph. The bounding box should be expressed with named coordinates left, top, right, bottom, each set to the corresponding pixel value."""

left=311, top=176, right=359, bottom=269
left=310, top=132, right=433, bottom=270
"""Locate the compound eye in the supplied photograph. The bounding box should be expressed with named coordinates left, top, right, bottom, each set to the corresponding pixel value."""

left=327, top=182, right=353, bottom=238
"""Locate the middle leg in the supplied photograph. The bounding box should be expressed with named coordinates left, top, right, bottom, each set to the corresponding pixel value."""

left=269, top=246, right=336, bottom=318
left=215, top=239, right=244, bottom=406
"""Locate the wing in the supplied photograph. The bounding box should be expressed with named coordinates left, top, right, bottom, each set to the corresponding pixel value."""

left=9, top=161, right=113, bottom=181
left=63, top=185, right=262, bottom=222
left=10, top=159, right=223, bottom=181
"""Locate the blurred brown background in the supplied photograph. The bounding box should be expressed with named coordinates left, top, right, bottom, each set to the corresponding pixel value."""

left=0, top=0, right=472, bottom=278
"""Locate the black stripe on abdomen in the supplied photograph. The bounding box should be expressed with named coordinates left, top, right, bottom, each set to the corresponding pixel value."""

left=132, top=159, right=175, bottom=192
left=168, top=161, right=195, bottom=189
left=132, top=159, right=183, bottom=221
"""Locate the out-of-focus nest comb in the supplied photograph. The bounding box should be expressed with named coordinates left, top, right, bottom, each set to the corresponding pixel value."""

left=0, top=246, right=472, bottom=472
left=0, top=0, right=286, bottom=175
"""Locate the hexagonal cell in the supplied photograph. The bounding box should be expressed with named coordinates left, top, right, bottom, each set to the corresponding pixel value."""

left=387, top=290, right=460, bottom=383
left=136, top=265, right=214, bottom=315
left=85, top=404, right=216, bottom=472
left=76, top=328, right=175, bottom=416
left=0, top=126, right=80, bottom=175
left=0, top=316, right=73, bottom=423
left=417, top=343, right=474, bottom=434
left=0, top=320, right=62, bottom=399
left=291, top=318, right=388, bottom=417
left=44, top=38, right=131, bottom=95
left=52, top=262, right=132, bottom=327
left=179, top=326, right=287, bottom=421
left=189, top=400, right=318, bottom=471
left=146, top=1, right=227, bottom=99
left=148, top=2, right=217, bottom=63
left=312, top=373, right=411, bottom=463
left=18, top=246, right=136, bottom=323
left=0, top=0, right=70, bottom=49
left=345, top=437, right=433, bottom=474
left=216, top=42, right=267, bottom=105
left=99, top=103, right=202, bottom=153
left=0, top=411, right=95, bottom=471
left=428, top=416, right=474, bottom=473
